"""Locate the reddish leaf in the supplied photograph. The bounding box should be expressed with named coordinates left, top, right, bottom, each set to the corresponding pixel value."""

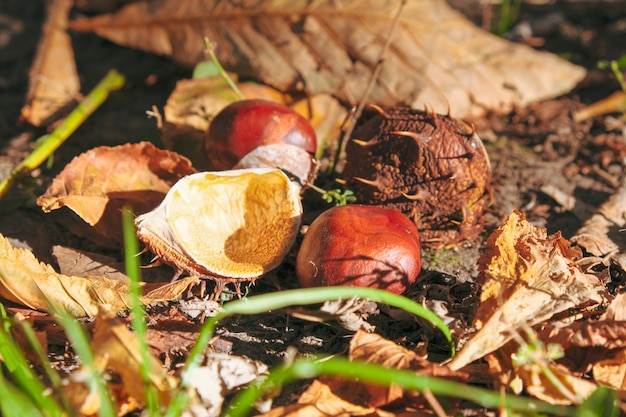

left=37, top=142, right=196, bottom=241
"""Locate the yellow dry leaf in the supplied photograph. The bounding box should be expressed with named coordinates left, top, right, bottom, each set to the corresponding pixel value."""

left=593, top=348, right=626, bottom=393
left=518, top=363, right=597, bottom=405
left=448, top=210, right=608, bottom=371
left=0, top=233, right=198, bottom=317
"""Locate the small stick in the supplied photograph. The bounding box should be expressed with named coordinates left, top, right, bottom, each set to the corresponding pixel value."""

left=331, top=0, right=407, bottom=174
left=0, top=69, right=125, bottom=200
left=204, top=37, right=245, bottom=100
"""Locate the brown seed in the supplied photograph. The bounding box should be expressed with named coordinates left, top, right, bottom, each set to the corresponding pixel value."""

left=296, top=204, right=421, bottom=295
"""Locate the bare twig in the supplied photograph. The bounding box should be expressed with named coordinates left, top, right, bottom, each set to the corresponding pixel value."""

left=330, top=0, right=407, bottom=174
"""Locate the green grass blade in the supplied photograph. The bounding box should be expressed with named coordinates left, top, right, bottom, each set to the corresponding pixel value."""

left=0, top=371, right=46, bottom=417
left=225, top=357, right=577, bottom=417
left=122, top=207, right=160, bottom=415
left=0, top=69, right=125, bottom=200
left=0, top=305, right=66, bottom=417
left=576, top=386, right=620, bottom=417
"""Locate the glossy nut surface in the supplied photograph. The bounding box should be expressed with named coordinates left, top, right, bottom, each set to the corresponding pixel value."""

left=296, top=204, right=421, bottom=295
left=204, top=99, right=317, bottom=170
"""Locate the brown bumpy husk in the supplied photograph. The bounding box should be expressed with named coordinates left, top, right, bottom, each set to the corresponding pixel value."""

left=343, top=107, right=492, bottom=248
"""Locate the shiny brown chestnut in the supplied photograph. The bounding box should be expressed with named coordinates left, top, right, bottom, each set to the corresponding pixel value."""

left=296, top=204, right=421, bottom=295
left=204, top=99, right=317, bottom=170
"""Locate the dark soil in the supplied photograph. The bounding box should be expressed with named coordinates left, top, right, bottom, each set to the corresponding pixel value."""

left=1, top=0, right=626, bottom=412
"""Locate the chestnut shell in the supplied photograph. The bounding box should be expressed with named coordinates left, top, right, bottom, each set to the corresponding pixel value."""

left=296, top=204, right=421, bottom=295
left=343, top=107, right=492, bottom=248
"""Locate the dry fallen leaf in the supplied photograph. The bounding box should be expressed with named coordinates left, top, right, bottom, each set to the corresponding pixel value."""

left=65, top=306, right=177, bottom=415
left=37, top=142, right=196, bottom=242
left=21, top=0, right=80, bottom=126
left=603, top=291, right=626, bottom=321
left=448, top=210, right=609, bottom=371
left=518, top=362, right=597, bottom=406
left=52, top=245, right=172, bottom=282
left=70, top=0, right=585, bottom=119
left=571, top=178, right=626, bottom=272
left=0, top=232, right=198, bottom=317
left=593, top=348, right=626, bottom=394
left=257, top=378, right=394, bottom=417
left=187, top=354, right=270, bottom=416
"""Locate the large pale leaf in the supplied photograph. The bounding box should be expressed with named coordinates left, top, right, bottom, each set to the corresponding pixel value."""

left=0, top=233, right=199, bottom=317
left=70, top=0, right=585, bottom=118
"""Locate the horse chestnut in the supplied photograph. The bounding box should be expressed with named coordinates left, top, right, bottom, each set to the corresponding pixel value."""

left=296, top=205, right=421, bottom=295
left=204, top=99, right=317, bottom=170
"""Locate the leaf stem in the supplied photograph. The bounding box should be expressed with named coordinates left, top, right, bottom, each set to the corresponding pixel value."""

left=331, top=0, right=406, bottom=174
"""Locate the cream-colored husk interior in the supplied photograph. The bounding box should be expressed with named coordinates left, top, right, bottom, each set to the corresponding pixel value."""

left=165, top=169, right=302, bottom=278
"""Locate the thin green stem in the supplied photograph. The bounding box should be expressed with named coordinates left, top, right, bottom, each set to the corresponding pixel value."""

left=122, top=208, right=160, bottom=415
left=225, top=357, right=577, bottom=417
left=0, top=69, right=125, bottom=200
left=204, top=38, right=244, bottom=100
left=165, top=287, right=453, bottom=417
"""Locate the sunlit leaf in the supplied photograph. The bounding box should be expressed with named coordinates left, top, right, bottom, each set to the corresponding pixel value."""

left=37, top=142, right=196, bottom=242
left=70, top=0, right=585, bottom=119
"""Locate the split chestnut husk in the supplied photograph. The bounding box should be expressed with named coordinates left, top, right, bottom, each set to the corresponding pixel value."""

left=135, top=168, right=302, bottom=296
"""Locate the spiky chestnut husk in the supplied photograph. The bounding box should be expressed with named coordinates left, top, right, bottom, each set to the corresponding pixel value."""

left=343, top=106, right=492, bottom=248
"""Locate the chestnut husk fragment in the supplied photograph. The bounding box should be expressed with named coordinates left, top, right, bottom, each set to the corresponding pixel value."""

left=343, top=107, right=492, bottom=248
